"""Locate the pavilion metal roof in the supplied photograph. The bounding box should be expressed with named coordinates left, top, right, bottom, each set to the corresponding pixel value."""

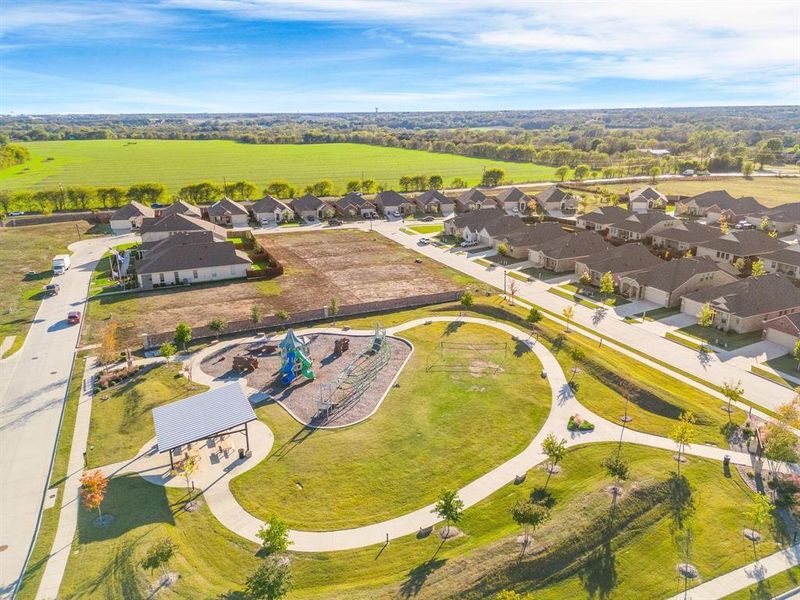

left=152, top=381, right=256, bottom=453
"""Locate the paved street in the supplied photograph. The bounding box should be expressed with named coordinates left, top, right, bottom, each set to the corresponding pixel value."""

left=0, top=232, right=134, bottom=599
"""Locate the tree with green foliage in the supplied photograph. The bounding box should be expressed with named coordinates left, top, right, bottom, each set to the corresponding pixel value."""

left=265, top=180, right=295, bottom=199
left=140, top=537, right=176, bottom=576
left=256, top=515, right=292, bottom=555
left=398, top=175, right=413, bottom=191
left=603, top=452, right=630, bottom=485
left=251, top=304, right=261, bottom=325
left=719, top=214, right=730, bottom=234
left=159, top=342, right=177, bottom=361
left=721, top=380, right=744, bottom=420
left=209, top=318, right=227, bottom=341
left=127, top=182, right=167, bottom=204
left=434, top=489, right=464, bottom=539
left=733, top=257, right=747, bottom=274
left=244, top=558, right=292, bottom=600
left=751, top=259, right=766, bottom=278
left=67, top=186, right=95, bottom=210
left=745, top=493, right=773, bottom=559
left=763, top=423, right=798, bottom=483
left=579, top=270, right=591, bottom=286
left=562, top=305, right=574, bottom=331
left=648, top=166, right=661, bottom=184
left=759, top=216, right=771, bottom=231
left=451, top=177, right=468, bottom=189
left=460, top=291, right=474, bottom=309
left=697, top=303, right=715, bottom=327
left=0, top=190, right=11, bottom=215
left=541, top=432, right=567, bottom=484
left=573, top=164, right=591, bottom=181
left=96, top=186, right=127, bottom=208
left=555, top=165, right=570, bottom=182
left=497, top=242, right=509, bottom=256
left=305, top=180, right=335, bottom=197
left=346, top=180, right=361, bottom=193
left=599, top=271, right=615, bottom=298
left=742, top=161, right=754, bottom=178
left=174, top=322, right=192, bottom=352
left=793, top=340, right=800, bottom=371
left=276, top=309, right=290, bottom=321
left=361, top=179, right=376, bottom=194
left=481, top=168, right=505, bottom=187
left=229, top=180, right=257, bottom=200
left=526, top=307, right=542, bottom=327
left=670, top=412, right=696, bottom=474
left=511, top=499, right=550, bottom=551
left=328, top=297, right=339, bottom=326
left=178, top=181, right=220, bottom=204
left=428, top=174, right=443, bottom=189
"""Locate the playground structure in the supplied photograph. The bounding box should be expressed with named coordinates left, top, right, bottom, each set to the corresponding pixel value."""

left=317, top=324, right=392, bottom=416
left=279, top=329, right=315, bottom=385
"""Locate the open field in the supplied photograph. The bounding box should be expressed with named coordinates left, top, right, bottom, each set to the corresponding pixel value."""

left=82, top=229, right=471, bottom=348
left=231, top=321, right=551, bottom=529
left=54, top=444, right=781, bottom=599
left=0, top=221, right=103, bottom=357
left=0, top=140, right=557, bottom=195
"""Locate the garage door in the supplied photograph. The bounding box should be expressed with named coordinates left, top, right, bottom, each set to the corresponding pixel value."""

left=643, top=287, right=669, bottom=307
left=681, top=298, right=704, bottom=317
left=765, top=327, right=800, bottom=350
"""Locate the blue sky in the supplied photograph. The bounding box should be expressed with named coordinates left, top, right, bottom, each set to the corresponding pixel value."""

left=1, top=0, right=798, bottom=114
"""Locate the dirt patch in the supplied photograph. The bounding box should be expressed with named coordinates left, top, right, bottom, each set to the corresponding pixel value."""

left=198, top=332, right=412, bottom=427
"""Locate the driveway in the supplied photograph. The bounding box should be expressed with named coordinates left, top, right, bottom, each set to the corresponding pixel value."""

left=0, top=232, right=136, bottom=599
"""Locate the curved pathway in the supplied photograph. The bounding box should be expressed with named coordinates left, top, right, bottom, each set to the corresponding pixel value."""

left=167, top=316, right=797, bottom=552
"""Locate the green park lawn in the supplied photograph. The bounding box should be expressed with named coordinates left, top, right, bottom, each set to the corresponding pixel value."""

left=722, top=565, right=800, bottom=599
left=676, top=324, right=763, bottom=351
left=230, top=321, right=552, bottom=530
left=54, top=444, right=783, bottom=600
left=0, top=140, right=556, bottom=196
left=86, top=363, right=207, bottom=468
left=407, top=223, right=444, bottom=234
left=0, top=221, right=104, bottom=357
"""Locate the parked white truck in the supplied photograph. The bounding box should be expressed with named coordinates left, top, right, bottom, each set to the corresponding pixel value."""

left=52, top=254, right=71, bottom=275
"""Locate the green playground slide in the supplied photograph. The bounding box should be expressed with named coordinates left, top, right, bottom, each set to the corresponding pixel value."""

left=296, top=348, right=315, bottom=379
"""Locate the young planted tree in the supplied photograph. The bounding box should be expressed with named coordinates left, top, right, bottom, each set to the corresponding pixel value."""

left=697, top=303, right=715, bottom=328
left=745, top=493, right=774, bottom=559
left=541, top=432, right=567, bottom=484
left=174, top=322, right=192, bottom=352
left=721, top=380, right=744, bottom=420
left=159, top=342, right=177, bottom=361
left=579, top=270, right=591, bottom=286
left=251, top=304, right=262, bottom=325
left=562, top=305, right=575, bottom=332
left=602, top=451, right=630, bottom=508
left=742, top=160, right=755, bottom=178
left=670, top=412, right=696, bottom=474
left=256, top=515, right=292, bottom=555
left=526, top=307, right=542, bottom=328
left=793, top=340, right=800, bottom=371
left=497, top=242, right=510, bottom=256
left=209, top=318, right=227, bottom=341
left=733, top=257, right=747, bottom=274
left=649, top=166, right=661, bottom=184
left=172, top=452, right=199, bottom=488
left=511, top=500, right=550, bottom=551
left=599, top=271, right=615, bottom=299
left=276, top=309, right=290, bottom=321
left=763, top=424, right=798, bottom=485
left=751, top=259, right=766, bottom=278
left=140, top=537, right=176, bottom=577
left=759, top=216, right=771, bottom=231
left=80, top=469, right=109, bottom=518
left=244, top=558, right=293, bottom=600
left=329, top=297, right=340, bottom=326
left=719, top=214, right=730, bottom=235
left=434, top=489, right=464, bottom=539
left=460, top=291, right=474, bottom=309
left=508, top=279, right=519, bottom=306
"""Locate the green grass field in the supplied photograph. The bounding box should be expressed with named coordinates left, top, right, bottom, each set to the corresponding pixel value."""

left=231, top=321, right=551, bottom=530
left=0, top=140, right=556, bottom=195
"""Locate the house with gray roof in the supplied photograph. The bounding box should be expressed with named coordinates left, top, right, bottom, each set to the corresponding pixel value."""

left=762, top=246, right=800, bottom=280
left=477, top=215, right=526, bottom=246
left=609, top=212, right=679, bottom=243
left=618, top=257, right=737, bottom=307
left=291, top=194, right=327, bottom=222
left=680, top=273, right=800, bottom=333
left=444, top=207, right=505, bottom=242
left=413, top=190, right=453, bottom=215
left=676, top=190, right=766, bottom=224
left=695, top=229, right=787, bottom=267
left=376, top=190, right=416, bottom=216
left=136, top=232, right=251, bottom=289
left=496, top=187, right=532, bottom=213
left=139, top=213, right=227, bottom=245
left=747, top=202, right=800, bottom=234
left=251, top=195, right=294, bottom=225
left=528, top=230, right=611, bottom=273
left=207, top=197, right=250, bottom=227
left=763, top=313, right=800, bottom=349
left=492, top=222, right=570, bottom=259
left=628, top=186, right=667, bottom=213
left=576, top=206, right=632, bottom=231
left=334, top=193, right=378, bottom=219
left=574, top=243, right=663, bottom=287
left=533, top=185, right=579, bottom=215
left=110, top=201, right=154, bottom=233
left=651, top=222, right=720, bottom=255
left=455, top=188, right=494, bottom=212
left=159, top=199, right=202, bottom=219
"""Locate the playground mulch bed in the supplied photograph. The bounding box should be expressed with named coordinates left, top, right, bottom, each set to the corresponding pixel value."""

left=198, top=332, right=412, bottom=428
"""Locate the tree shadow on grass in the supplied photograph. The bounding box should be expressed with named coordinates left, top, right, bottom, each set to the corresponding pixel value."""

left=579, top=536, right=617, bottom=600
left=667, top=473, right=695, bottom=536
left=399, top=557, right=447, bottom=598
left=443, top=320, right=465, bottom=336
left=530, top=487, right=556, bottom=509
left=513, top=339, right=532, bottom=358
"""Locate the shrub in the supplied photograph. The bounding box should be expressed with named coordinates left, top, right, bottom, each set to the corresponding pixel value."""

left=568, top=414, right=594, bottom=431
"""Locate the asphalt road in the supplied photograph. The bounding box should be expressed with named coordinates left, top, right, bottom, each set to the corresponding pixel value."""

left=0, top=233, right=133, bottom=599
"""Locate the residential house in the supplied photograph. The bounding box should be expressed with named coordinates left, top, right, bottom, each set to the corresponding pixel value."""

left=706, top=196, right=766, bottom=226
left=528, top=230, right=611, bottom=273
left=455, top=188, right=495, bottom=212
left=695, top=230, right=787, bottom=267
left=251, top=195, right=294, bottom=225
left=533, top=186, right=579, bottom=215
left=680, top=273, right=800, bottom=333
left=443, top=208, right=505, bottom=242
left=376, top=190, right=416, bottom=216
left=495, top=187, right=532, bottom=214
left=628, top=186, right=667, bottom=213
left=576, top=206, right=632, bottom=231
left=676, top=190, right=766, bottom=225
left=291, top=194, right=326, bottom=223
left=207, top=197, right=250, bottom=227
left=138, top=213, right=227, bottom=247
left=618, top=257, right=737, bottom=307
left=136, top=232, right=252, bottom=289
left=414, top=190, right=454, bottom=215
left=476, top=215, right=526, bottom=247
left=747, top=203, right=800, bottom=234
left=110, top=201, right=154, bottom=233
left=574, top=243, right=663, bottom=286
left=334, top=193, right=378, bottom=219
left=762, top=246, right=800, bottom=280
left=159, top=199, right=202, bottom=219
left=609, top=212, right=679, bottom=243
left=492, top=222, right=570, bottom=260
left=650, top=222, right=720, bottom=255
left=762, top=313, right=800, bottom=349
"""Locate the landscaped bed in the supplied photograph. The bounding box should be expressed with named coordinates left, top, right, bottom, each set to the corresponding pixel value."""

left=230, top=321, right=552, bottom=530
left=676, top=324, right=763, bottom=351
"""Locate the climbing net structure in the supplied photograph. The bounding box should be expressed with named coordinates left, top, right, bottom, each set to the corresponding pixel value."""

left=317, top=324, right=392, bottom=417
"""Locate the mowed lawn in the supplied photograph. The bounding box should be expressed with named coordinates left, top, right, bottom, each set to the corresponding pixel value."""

left=0, top=221, right=100, bottom=357
left=230, top=322, right=552, bottom=530
left=0, top=140, right=556, bottom=194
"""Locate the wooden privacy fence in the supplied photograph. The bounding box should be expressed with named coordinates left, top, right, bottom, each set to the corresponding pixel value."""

left=1, top=210, right=113, bottom=227
left=143, top=290, right=463, bottom=349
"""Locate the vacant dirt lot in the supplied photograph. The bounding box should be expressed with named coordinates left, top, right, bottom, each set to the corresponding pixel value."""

left=84, top=229, right=463, bottom=348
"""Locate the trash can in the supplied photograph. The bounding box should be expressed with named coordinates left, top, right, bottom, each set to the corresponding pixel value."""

left=238, top=448, right=245, bottom=460
left=723, top=455, right=731, bottom=466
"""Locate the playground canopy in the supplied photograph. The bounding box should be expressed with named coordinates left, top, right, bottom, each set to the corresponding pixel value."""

left=152, top=381, right=256, bottom=467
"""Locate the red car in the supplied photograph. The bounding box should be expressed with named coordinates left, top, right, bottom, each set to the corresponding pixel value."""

left=67, top=311, right=82, bottom=325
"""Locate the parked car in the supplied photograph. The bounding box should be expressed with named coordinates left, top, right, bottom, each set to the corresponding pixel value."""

left=681, top=169, right=695, bottom=176
left=734, top=220, right=755, bottom=230
left=420, top=215, right=435, bottom=222
left=8, top=211, right=25, bottom=216
left=44, top=283, right=60, bottom=296
left=67, top=311, right=82, bottom=324
left=418, top=237, right=431, bottom=245
left=460, top=240, right=479, bottom=247
left=328, top=219, right=343, bottom=226
left=696, top=170, right=710, bottom=176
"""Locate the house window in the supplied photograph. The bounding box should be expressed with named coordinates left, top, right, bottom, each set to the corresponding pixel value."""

left=193, top=270, right=199, bottom=279
left=159, top=273, right=165, bottom=283
left=212, top=272, right=218, bottom=278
